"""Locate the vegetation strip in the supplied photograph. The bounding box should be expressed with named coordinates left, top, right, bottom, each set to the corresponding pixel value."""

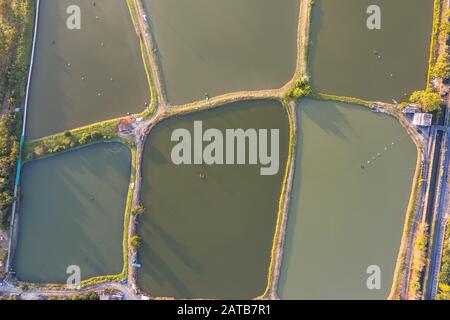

left=4, top=0, right=37, bottom=274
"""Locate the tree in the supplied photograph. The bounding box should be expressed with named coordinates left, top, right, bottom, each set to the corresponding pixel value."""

left=409, top=90, right=441, bottom=112
left=131, top=204, right=145, bottom=217
left=433, top=54, right=450, bottom=79
left=289, top=76, right=312, bottom=99
left=130, top=235, right=142, bottom=253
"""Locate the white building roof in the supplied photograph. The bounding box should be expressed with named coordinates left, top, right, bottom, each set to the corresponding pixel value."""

left=404, top=104, right=420, bottom=113
left=412, top=113, right=432, bottom=126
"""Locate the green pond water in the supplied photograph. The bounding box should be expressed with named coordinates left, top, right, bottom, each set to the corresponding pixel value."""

left=309, top=0, right=434, bottom=102
left=26, top=0, right=150, bottom=139
left=142, top=0, right=299, bottom=105
left=278, top=99, right=417, bottom=299
left=138, top=100, right=289, bottom=299
left=14, top=143, right=131, bottom=283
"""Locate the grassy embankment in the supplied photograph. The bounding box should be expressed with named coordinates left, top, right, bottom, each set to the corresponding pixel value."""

left=126, top=0, right=157, bottom=117
left=256, top=100, right=296, bottom=299
left=436, top=221, right=450, bottom=299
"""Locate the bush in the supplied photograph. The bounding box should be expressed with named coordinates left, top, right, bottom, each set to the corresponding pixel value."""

left=131, top=204, right=145, bottom=217
left=129, top=235, right=142, bottom=253
left=0, top=113, right=19, bottom=228
left=433, top=54, right=450, bottom=79
left=289, top=77, right=312, bottom=99
left=409, top=90, right=441, bottom=112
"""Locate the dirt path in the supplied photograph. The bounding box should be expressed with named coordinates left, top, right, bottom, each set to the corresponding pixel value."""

left=0, top=281, right=141, bottom=300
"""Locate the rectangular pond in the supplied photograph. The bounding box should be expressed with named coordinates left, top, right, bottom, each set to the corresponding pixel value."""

left=309, top=0, right=434, bottom=102
left=278, top=99, right=417, bottom=299
left=26, top=0, right=150, bottom=139
left=139, top=100, right=290, bottom=299
left=13, top=142, right=131, bottom=284
left=142, top=0, right=299, bottom=105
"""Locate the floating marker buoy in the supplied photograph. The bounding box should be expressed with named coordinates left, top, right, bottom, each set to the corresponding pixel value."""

left=97, top=92, right=102, bottom=96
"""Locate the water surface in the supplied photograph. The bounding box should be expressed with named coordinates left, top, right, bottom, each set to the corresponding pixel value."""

left=14, top=142, right=131, bottom=283
left=139, top=100, right=289, bottom=298
left=142, top=0, right=299, bottom=105
left=278, top=99, right=417, bottom=299
left=309, top=0, right=434, bottom=102
left=27, top=0, right=150, bottom=139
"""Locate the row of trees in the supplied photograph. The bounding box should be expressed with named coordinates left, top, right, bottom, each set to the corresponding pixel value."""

left=436, top=224, right=450, bottom=300
left=0, top=0, right=33, bottom=231
left=0, top=113, right=19, bottom=229
left=29, top=130, right=110, bottom=160
left=0, top=0, right=32, bottom=107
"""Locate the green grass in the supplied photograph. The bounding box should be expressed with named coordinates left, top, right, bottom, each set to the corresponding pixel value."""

left=23, top=119, right=120, bottom=161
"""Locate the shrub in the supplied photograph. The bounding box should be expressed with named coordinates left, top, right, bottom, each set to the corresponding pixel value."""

left=289, top=77, right=312, bottom=99
left=409, top=90, right=441, bottom=112
left=129, top=235, right=142, bottom=253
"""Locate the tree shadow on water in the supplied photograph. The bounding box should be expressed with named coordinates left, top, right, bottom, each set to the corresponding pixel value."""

left=299, top=100, right=353, bottom=140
